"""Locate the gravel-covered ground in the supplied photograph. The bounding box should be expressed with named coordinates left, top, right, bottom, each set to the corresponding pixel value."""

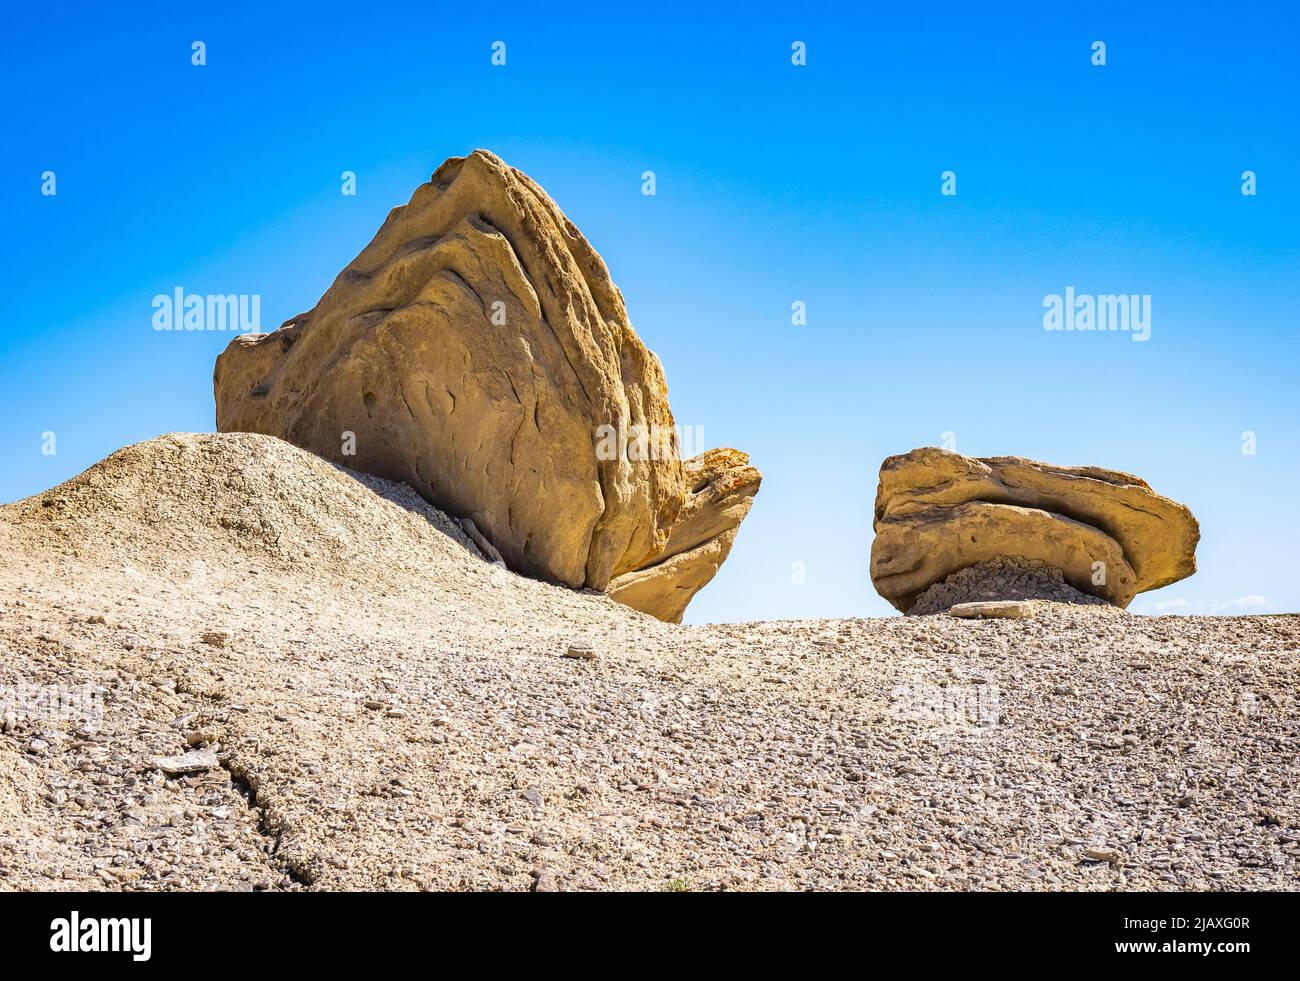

left=2, top=434, right=1297, bottom=891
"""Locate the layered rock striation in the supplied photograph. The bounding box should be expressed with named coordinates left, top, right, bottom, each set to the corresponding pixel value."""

left=608, top=449, right=760, bottom=623
left=216, top=150, right=757, bottom=616
left=871, top=447, right=1198, bottom=612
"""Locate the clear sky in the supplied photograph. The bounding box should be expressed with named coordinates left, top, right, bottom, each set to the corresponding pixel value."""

left=2, top=2, right=1296, bottom=623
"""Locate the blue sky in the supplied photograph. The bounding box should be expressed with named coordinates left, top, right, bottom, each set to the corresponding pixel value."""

left=2, top=2, right=1296, bottom=622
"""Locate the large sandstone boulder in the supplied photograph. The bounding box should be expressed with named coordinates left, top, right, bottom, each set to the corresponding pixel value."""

left=215, top=150, right=684, bottom=591
left=870, top=447, right=1199, bottom=612
left=607, top=449, right=760, bottom=623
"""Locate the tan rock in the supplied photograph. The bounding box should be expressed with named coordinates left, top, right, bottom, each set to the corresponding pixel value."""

left=946, top=600, right=1035, bottom=620
left=607, top=449, right=760, bottom=623
left=871, top=447, right=1199, bottom=612
left=215, top=150, right=683, bottom=590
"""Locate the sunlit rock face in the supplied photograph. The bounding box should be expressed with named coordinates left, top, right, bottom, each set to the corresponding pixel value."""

left=870, top=447, right=1199, bottom=612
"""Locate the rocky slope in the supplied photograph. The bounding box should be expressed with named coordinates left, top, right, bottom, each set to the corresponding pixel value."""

left=1, top=434, right=1296, bottom=891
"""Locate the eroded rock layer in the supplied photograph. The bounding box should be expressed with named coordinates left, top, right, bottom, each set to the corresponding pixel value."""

left=871, top=447, right=1199, bottom=612
left=608, top=449, right=760, bottom=623
left=215, top=150, right=683, bottom=590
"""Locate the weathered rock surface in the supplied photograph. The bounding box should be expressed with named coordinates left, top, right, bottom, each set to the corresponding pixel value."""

left=871, top=447, right=1199, bottom=612
left=2, top=433, right=1295, bottom=893
left=215, top=149, right=683, bottom=591
left=946, top=600, right=1036, bottom=620
left=608, top=449, right=760, bottom=623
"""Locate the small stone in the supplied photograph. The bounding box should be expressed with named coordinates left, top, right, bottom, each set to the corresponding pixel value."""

left=565, top=642, right=597, bottom=661
left=1085, top=848, right=1122, bottom=865
left=871, top=447, right=1198, bottom=611
left=607, top=449, right=762, bottom=623
left=151, top=749, right=220, bottom=775
left=86, top=614, right=108, bottom=625
left=27, top=738, right=49, bottom=755
left=201, top=631, right=230, bottom=648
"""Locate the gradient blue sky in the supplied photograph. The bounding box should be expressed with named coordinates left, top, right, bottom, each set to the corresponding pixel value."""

left=2, top=2, right=1296, bottom=622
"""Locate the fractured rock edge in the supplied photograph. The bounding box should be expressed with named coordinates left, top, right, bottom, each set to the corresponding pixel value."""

left=607, top=449, right=761, bottom=623
left=871, top=447, right=1199, bottom=612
